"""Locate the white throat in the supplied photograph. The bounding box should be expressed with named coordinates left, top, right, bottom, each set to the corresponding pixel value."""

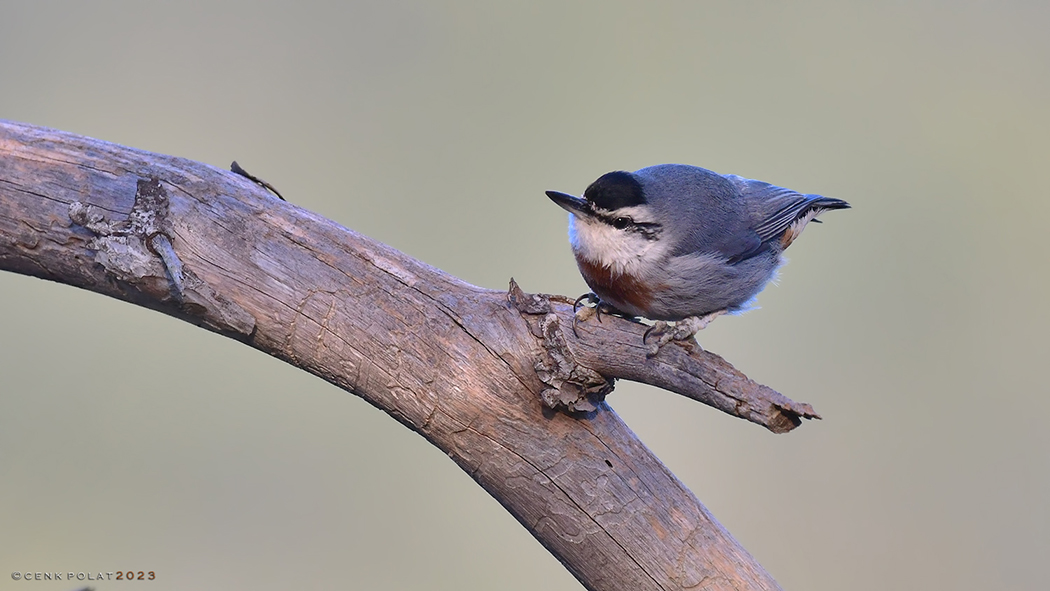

left=567, top=213, right=667, bottom=276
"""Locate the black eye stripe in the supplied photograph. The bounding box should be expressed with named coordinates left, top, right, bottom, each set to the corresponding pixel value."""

left=597, top=213, right=661, bottom=239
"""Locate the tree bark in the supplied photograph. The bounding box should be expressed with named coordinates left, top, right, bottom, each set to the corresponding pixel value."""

left=0, top=120, right=817, bottom=590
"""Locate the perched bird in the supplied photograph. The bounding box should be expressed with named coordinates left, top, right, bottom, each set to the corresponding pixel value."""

left=546, top=164, right=849, bottom=354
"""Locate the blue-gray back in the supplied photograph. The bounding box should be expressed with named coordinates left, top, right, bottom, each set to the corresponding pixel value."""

left=633, top=164, right=834, bottom=263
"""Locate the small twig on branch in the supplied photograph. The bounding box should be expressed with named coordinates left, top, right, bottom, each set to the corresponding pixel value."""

left=230, top=160, right=285, bottom=200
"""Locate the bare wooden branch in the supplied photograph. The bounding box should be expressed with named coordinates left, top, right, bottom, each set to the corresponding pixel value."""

left=0, top=119, right=807, bottom=590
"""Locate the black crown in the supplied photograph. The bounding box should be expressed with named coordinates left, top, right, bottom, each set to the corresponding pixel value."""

left=583, top=171, right=646, bottom=211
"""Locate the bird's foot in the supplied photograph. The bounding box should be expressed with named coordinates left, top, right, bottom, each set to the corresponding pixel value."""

left=643, top=309, right=727, bottom=357
left=571, top=293, right=601, bottom=337
left=572, top=293, right=640, bottom=337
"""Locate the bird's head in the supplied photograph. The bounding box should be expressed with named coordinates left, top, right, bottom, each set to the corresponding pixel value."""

left=546, top=171, right=665, bottom=275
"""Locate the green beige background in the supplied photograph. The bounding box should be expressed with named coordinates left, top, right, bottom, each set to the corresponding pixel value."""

left=1, top=2, right=1047, bottom=590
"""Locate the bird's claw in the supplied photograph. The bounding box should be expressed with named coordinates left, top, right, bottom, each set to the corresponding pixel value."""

left=572, top=293, right=601, bottom=337
left=572, top=306, right=598, bottom=337
left=572, top=293, right=643, bottom=336
left=573, top=292, right=600, bottom=313
left=644, top=310, right=727, bottom=357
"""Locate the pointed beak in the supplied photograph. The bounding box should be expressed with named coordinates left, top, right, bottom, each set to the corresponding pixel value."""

left=546, top=190, right=593, bottom=217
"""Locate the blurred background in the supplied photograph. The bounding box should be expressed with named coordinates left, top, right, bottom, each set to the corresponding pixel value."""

left=1, top=1, right=1047, bottom=590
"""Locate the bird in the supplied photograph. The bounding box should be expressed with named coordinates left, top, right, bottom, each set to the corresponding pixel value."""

left=546, top=163, right=849, bottom=355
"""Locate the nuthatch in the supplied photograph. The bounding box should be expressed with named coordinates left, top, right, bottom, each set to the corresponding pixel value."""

left=546, top=164, right=849, bottom=354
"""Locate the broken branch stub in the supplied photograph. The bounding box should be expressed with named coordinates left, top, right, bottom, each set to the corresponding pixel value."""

left=507, top=279, right=820, bottom=433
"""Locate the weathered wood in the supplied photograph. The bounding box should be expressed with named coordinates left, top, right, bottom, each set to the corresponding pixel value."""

left=0, top=119, right=808, bottom=590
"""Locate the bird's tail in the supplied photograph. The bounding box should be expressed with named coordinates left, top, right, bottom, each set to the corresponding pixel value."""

left=777, top=196, right=850, bottom=247
left=804, top=195, right=851, bottom=213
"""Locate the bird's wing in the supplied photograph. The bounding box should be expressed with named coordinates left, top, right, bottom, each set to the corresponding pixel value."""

left=667, top=195, right=761, bottom=262
left=752, top=195, right=815, bottom=243
left=664, top=171, right=844, bottom=264
left=725, top=176, right=848, bottom=262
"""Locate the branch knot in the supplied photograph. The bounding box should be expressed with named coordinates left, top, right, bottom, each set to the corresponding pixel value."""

left=68, top=177, right=256, bottom=338
left=509, top=279, right=615, bottom=413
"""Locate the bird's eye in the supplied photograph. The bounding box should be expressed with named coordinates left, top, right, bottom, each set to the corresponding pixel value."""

left=612, top=217, right=631, bottom=230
